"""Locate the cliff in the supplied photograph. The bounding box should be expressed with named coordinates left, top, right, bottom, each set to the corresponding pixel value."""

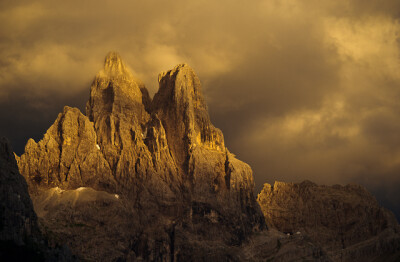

left=257, top=180, right=400, bottom=261
left=0, top=137, right=74, bottom=261
left=17, top=52, right=265, bottom=260
left=0, top=137, right=40, bottom=246
left=13, top=52, right=400, bottom=261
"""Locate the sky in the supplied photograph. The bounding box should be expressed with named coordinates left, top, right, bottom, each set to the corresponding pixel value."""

left=1, top=0, right=400, bottom=219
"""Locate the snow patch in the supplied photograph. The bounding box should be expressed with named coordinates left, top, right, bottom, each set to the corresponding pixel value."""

left=96, top=144, right=100, bottom=150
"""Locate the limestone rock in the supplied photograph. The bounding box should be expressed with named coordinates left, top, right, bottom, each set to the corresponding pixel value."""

left=153, top=64, right=224, bottom=170
left=86, top=51, right=150, bottom=174
left=18, top=106, right=117, bottom=193
left=257, top=180, right=400, bottom=261
left=152, top=63, right=265, bottom=243
left=12, top=51, right=399, bottom=261
left=17, top=53, right=265, bottom=260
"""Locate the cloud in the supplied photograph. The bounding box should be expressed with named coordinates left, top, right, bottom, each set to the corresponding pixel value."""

left=0, top=0, right=400, bottom=218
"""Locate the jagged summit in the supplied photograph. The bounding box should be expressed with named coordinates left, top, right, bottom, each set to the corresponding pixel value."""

left=102, top=51, right=128, bottom=76
left=86, top=52, right=150, bottom=123
left=155, top=63, right=208, bottom=114
left=105, top=51, right=122, bottom=64
left=157, top=63, right=190, bottom=82
left=19, top=52, right=257, bottom=209
left=13, top=52, right=400, bottom=261
left=153, top=62, right=224, bottom=169
left=17, top=52, right=266, bottom=260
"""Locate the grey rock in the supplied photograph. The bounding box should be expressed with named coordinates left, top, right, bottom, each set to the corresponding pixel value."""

left=18, top=106, right=117, bottom=193
left=257, top=180, right=400, bottom=261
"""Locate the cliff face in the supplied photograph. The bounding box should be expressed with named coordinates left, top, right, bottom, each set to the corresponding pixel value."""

left=257, top=180, right=400, bottom=261
left=0, top=137, right=39, bottom=246
left=14, top=52, right=399, bottom=261
left=0, top=138, right=74, bottom=261
left=33, top=187, right=139, bottom=261
left=17, top=52, right=265, bottom=260
left=18, top=107, right=117, bottom=193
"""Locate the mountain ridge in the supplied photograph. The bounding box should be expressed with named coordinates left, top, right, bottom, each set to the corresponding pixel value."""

left=9, top=52, right=400, bottom=261
left=257, top=180, right=400, bottom=261
left=16, top=52, right=266, bottom=260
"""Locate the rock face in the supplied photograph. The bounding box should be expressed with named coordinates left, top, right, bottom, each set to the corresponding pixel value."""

left=18, top=107, right=116, bottom=193
left=0, top=137, right=39, bottom=246
left=0, top=137, right=74, bottom=261
left=34, top=186, right=333, bottom=262
left=17, top=52, right=265, bottom=260
left=10, top=52, right=399, bottom=261
left=33, top=187, right=138, bottom=261
left=257, top=180, right=400, bottom=261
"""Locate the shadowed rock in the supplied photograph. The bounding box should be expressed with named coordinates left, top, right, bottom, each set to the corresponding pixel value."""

left=0, top=137, right=39, bottom=245
left=0, top=137, right=75, bottom=261
left=257, top=180, right=400, bottom=261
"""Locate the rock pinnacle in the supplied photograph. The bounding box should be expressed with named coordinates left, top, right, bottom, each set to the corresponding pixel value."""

left=103, top=51, right=126, bottom=75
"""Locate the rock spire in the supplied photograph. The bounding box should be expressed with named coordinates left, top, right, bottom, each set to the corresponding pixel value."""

left=16, top=52, right=265, bottom=260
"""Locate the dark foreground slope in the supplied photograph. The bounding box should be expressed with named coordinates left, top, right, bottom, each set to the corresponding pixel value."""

left=0, top=138, right=73, bottom=261
left=258, top=181, right=400, bottom=262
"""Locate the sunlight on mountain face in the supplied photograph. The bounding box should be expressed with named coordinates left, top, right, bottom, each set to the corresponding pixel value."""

left=1, top=1, right=400, bottom=260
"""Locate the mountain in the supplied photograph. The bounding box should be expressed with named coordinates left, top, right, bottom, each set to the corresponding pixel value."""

left=257, top=181, right=400, bottom=261
left=11, top=52, right=400, bottom=261
left=16, top=52, right=266, bottom=261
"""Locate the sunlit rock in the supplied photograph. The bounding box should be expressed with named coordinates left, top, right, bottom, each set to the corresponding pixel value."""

left=16, top=53, right=265, bottom=261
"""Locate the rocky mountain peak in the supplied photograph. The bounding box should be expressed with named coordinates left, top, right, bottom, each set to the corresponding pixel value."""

left=86, top=53, right=150, bottom=125
left=15, top=52, right=264, bottom=260
left=156, top=63, right=206, bottom=111
left=152, top=63, right=224, bottom=170
left=103, top=51, right=127, bottom=76
left=84, top=53, right=153, bottom=175
left=13, top=52, right=400, bottom=261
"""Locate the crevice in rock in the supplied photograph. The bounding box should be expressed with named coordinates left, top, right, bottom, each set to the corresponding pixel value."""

left=224, top=152, right=231, bottom=190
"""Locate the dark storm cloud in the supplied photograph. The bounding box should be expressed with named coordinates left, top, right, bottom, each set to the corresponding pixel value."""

left=0, top=87, right=88, bottom=155
left=1, top=0, right=400, bottom=218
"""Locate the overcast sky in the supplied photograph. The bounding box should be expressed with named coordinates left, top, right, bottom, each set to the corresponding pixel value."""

left=1, top=0, right=400, bottom=218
